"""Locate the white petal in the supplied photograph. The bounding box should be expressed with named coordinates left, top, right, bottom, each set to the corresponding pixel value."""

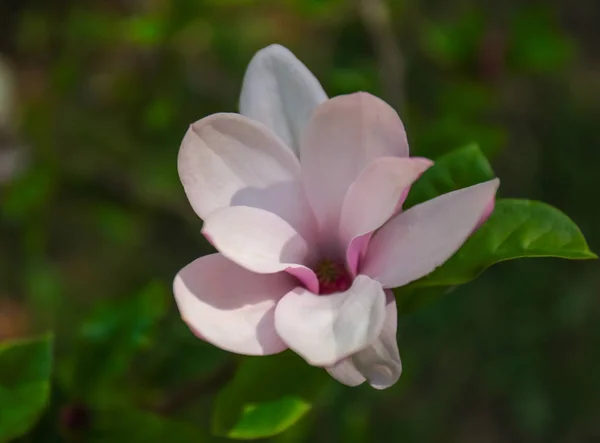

left=351, top=292, right=401, bottom=389
left=326, top=359, right=366, bottom=387
left=362, top=179, right=500, bottom=288
left=240, top=44, right=327, bottom=157
left=274, top=275, right=386, bottom=366
left=202, top=205, right=318, bottom=292
left=327, top=292, right=401, bottom=389
left=301, top=93, right=409, bottom=241
left=174, top=254, right=295, bottom=355
left=178, top=113, right=314, bottom=237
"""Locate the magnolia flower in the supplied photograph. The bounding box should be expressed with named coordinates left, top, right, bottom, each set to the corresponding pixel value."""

left=174, top=44, right=499, bottom=389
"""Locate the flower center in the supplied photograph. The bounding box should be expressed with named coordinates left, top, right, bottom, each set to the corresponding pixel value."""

left=314, top=259, right=352, bottom=295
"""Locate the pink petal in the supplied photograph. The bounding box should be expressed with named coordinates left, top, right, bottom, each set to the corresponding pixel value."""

left=274, top=275, right=386, bottom=367
left=476, top=198, right=496, bottom=229
left=362, top=179, right=500, bottom=288
left=285, top=266, right=320, bottom=295
left=240, top=44, right=327, bottom=157
left=178, top=113, right=315, bottom=239
left=301, top=93, right=409, bottom=242
left=202, top=206, right=318, bottom=292
left=174, top=254, right=295, bottom=355
left=346, top=233, right=372, bottom=277
left=340, top=157, right=433, bottom=273
left=327, top=291, right=401, bottom=389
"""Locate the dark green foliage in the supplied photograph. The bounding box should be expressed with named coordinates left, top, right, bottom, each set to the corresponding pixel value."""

left=0, top=0, right=598, bottom=441
left=0, top=336, right=53, bottom=441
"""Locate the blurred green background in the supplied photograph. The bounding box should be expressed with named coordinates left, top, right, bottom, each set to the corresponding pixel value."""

left=1, top=0, right=599, bottom=442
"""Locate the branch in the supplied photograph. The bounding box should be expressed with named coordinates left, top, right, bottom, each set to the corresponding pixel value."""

left=357, top=0, right=406, bottom=112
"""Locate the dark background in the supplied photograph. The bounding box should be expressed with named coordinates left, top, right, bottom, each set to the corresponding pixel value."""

left=1, top=0, right=599, bottom=441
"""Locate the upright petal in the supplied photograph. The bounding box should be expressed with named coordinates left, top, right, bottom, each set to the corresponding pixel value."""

left=274, top=275, right=386, bottom=367
left=202, top=205, right=319, bottom=292
left=240, top=44, right=327, bottom=157
left=174, top=254, right=296, bottom=355
left=340, top=157, right=433, bottom=273
left=178, top=113, right=315, bottom=237
left=301, top=93, right=409, bottom=241
left=362, top=179, right=500, bottom=288
left=327, top=292, right=401, bottom=389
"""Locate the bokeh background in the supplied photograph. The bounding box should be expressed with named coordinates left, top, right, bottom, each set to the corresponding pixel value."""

left=1, top=0, right=599, bottom=442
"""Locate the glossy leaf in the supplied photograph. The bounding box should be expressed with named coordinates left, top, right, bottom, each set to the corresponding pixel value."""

left=0, top=335, right=53, bottom=441
left=212, top=352, right=329, bottom=440
left=413, top=199, right=597, bottom=287
left=405, top=143, right=495, bottom=208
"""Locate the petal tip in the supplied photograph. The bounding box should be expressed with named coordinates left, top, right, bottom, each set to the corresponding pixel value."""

left=256, top=43, right=293, bottom=58
left=413, top=157, right=435, bottom=168
left=366, top=362, right=402, bottom=390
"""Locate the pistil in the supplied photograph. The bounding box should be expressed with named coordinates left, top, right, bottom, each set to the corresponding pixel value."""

left=314, top=259, right=352, bottom=294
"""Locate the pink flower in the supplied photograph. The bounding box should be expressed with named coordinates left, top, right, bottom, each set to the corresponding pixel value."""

left=174, top=45, right=499, bottom=389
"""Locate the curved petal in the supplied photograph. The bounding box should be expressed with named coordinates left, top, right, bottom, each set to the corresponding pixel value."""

left=340, top=157, right=433, bottom=273
left=285, top=266, right=320, bottom=295
left=174, top=254, right=296, bottom=355
left=326, top=292, right=401, bottom=389
left=362, top=179, right=500, bottom=288
left=274, top=275, right=386, bottom=366
left=326, top=359, right=366, bottom=387
left=202, top=205, right=319, bottom=292
left=351, top=292, right=401, bottom=389
left=301, top=93, right=409, bottom=241
left=178, top=113, right=315, bottom=237
left=240, top=44, right=327, bottom=157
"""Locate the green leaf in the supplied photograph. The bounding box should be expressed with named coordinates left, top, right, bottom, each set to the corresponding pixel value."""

left=405, top=143, right=495, bottom=208
left=60, top=281, right=169, bottom=403
left=413, top=199, right=597, bottom=288
left=0, top=335, right=53, bottom=441
left=212, top=352, right=329, bottom=440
